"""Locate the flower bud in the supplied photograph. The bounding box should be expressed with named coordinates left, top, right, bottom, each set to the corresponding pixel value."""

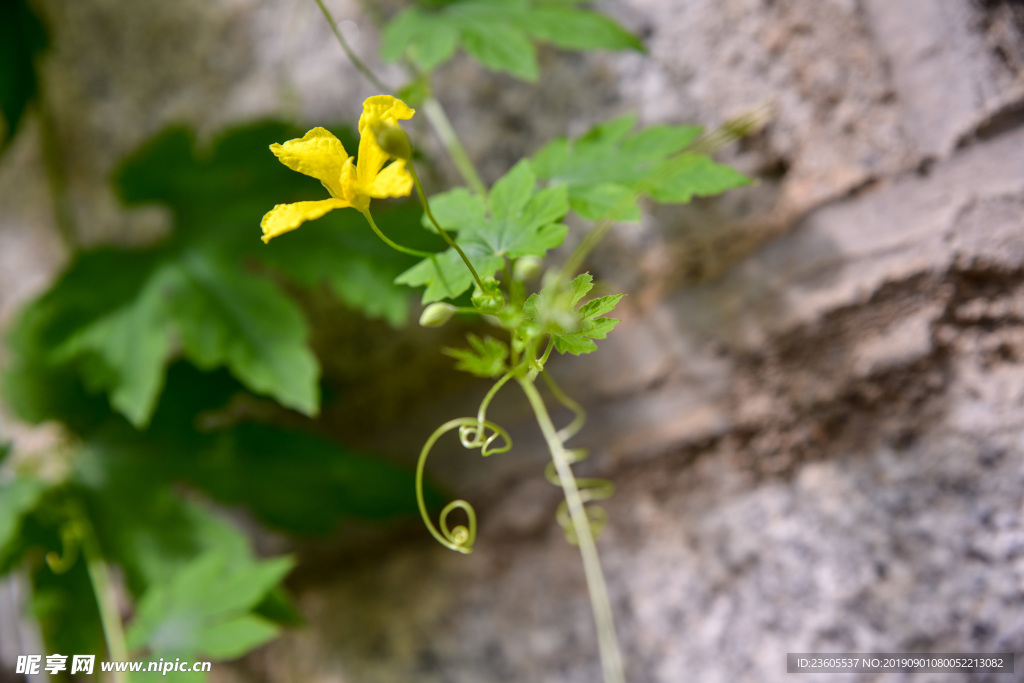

left=419, top=302, right=456, bottom=327
left=471, top=279, right=505, bottom=315
left=513, top=256, right=543, bottom=281
left=370, top=119, right=412, bottom=161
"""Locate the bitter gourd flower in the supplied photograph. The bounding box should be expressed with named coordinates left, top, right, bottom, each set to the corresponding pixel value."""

left=260, top=95, right=415, bottom=243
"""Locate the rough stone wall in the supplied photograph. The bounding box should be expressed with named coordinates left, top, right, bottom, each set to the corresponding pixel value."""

left=3, top=0, right=1024, bottom=682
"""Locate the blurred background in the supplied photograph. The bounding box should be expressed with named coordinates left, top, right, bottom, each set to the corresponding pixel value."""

left=2, top=0, right=1024, bottom=681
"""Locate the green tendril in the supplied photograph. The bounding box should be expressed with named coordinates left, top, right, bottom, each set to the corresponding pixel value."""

left=416, top=417, right=512, bottom=554
left=544, top=449, right=615, bottom=544
left=518, top=378, right=624, bottom=683
left=541, top=370, right=585, bottom=442
left=538, top=371, right=613, bottom=543
left=45, top=521, right=80, bottom=574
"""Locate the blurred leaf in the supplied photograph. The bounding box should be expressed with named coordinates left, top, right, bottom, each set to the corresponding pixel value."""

left=167, top=252, right=319, bottom=416
left=381, top=0, right=642, bottom=80
left=75, top=440, right=248, bottom=595
left=126, top=550, right=292, bottom=659
left=4, top=247, right=319, bottom=427
left=52, top=262, right=178, bottom=427
left=258, top=204, right=431, bottom=328
left=115, top=120, right=421, bottom=325
left=69, top=362, right=435, bottom=537
left=0, top=476, right=48, bottom=564
left=192, top=424, right=430, bottom=533
left=3, top=248, right=169, bottom=427
left=0, top=0, right=47, bottom=151
left=396, top=161, right=569, bottom=302
left=114, top=122, right=334, bottom=245
left=443, top=334, right=509, bottom=378
left=253, top=586, right=304, bottom=627
left=530, top=114, right=743, bottom=220
left=644, top=153, right=753, bottom=203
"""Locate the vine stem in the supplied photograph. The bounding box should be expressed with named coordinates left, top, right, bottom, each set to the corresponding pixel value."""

left=407, top=164, right=486, bottom=291
left=420, top=97, right=488, bottom=198
left=309, top=0, right=488, bottom=199
left=359, top=208, right=434, bottom=258
left=79, top=516, right=128, bottom=683
left=312, top=0, right=390, bottom=92
left=518, top=379, right=625, bottom=683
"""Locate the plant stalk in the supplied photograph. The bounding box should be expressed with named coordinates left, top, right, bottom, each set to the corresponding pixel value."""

left=79, top=517, right=128, bottom=683
left=359, top=208, right=434, bottom=258
left=408, top=165, right=486, bottom=291
left=421, top=97, right=488, bottom=198
left=313, top=0, right=391, bottom=92
left=518, top=378, right=624, bottom=683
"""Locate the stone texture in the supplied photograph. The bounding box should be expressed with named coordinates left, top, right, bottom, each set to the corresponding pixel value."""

left=3, top=0, right=1024, bottom=682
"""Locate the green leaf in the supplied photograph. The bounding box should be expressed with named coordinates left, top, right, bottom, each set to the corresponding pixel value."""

left=567, top=183, right=640, bottom=222
left=461, top=22, right=538, bottom=81
left=200, top=615, right=281, bottom=660
left=422, top=187, right=485, bottom=233
left=115, top=119, right=422, bottom=327
left=443, top=334, right=509, bottom=378
left=5, top=245, right=320, bottom=427
left=4, top=249, right=173, bottom=427
left=52, top=263, right=178, bottom=427
left=191, top=424, right=435, bottom=532
left=168, top=252, right=319, bottom=415
left=380, top=9, right=460, bottom=70
left=643, top=153, right=753, bottom=203
left=411, top=22, right=461, bottom=69
left=522, top=7, right=643, bottom=51
left=0, top=476, right=47, bottom=561
left=114, top=121, right=341, bottom=244
left=568, top=272, right=595, bottom=306
left=490, top=160, right=536, bottom=218
left=127, top=550, right=292, bottom=659
left=0, top=0, right=47, bottom=152
left=530, top=116, right=748, bottom=220
left=397, top=162, right=569, bottom=302
left=380, top=0, right=642, bottom=79
left=524, top=274, right=623, bottom=356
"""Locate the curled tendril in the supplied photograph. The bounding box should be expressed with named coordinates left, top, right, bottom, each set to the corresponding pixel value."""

left=544, top=449, right=615, bottom=545
left=416, top=417, right=512, bottom=554
left=541, top=371, right=614, bottom=545
left=46, top=520, right=81, bottom=574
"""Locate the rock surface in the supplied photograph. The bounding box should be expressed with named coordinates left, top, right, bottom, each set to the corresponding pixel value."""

left=3, top=0, right=1024, bottom=682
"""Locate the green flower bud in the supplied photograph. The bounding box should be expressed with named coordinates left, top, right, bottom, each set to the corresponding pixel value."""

left=471, top=278, right=505, bottom=315
left=370, top=119, right=412, bottom=161
left=513, top=256, right=543, bottom=281
left=419, top=302, right=456, bottom=327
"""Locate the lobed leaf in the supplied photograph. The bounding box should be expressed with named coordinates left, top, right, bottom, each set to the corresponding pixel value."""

left=531, top=114, right=752, bottom=222
left=381, top=0, right=643, bottom=80
left=524, top=273, right=623, bottom=356
left=397, top=162, right=570, bottom=303
left=443, top=334, right=509, bottom=378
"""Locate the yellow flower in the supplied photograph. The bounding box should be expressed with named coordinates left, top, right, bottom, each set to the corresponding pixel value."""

left=260, top=95, right=415, bottom=244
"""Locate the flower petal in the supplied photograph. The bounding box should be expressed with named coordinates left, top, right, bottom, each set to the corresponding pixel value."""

left=260, top=198, right=350, bottom=243
left=368, top=160, right=413, bottom=199
left=357, top=96, right=415, bottom=187
left=270, top=128, right=348, bottom=198
left=359, top=95, right=415, bottom=133
left=356, top=125, right=391, bottom=188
